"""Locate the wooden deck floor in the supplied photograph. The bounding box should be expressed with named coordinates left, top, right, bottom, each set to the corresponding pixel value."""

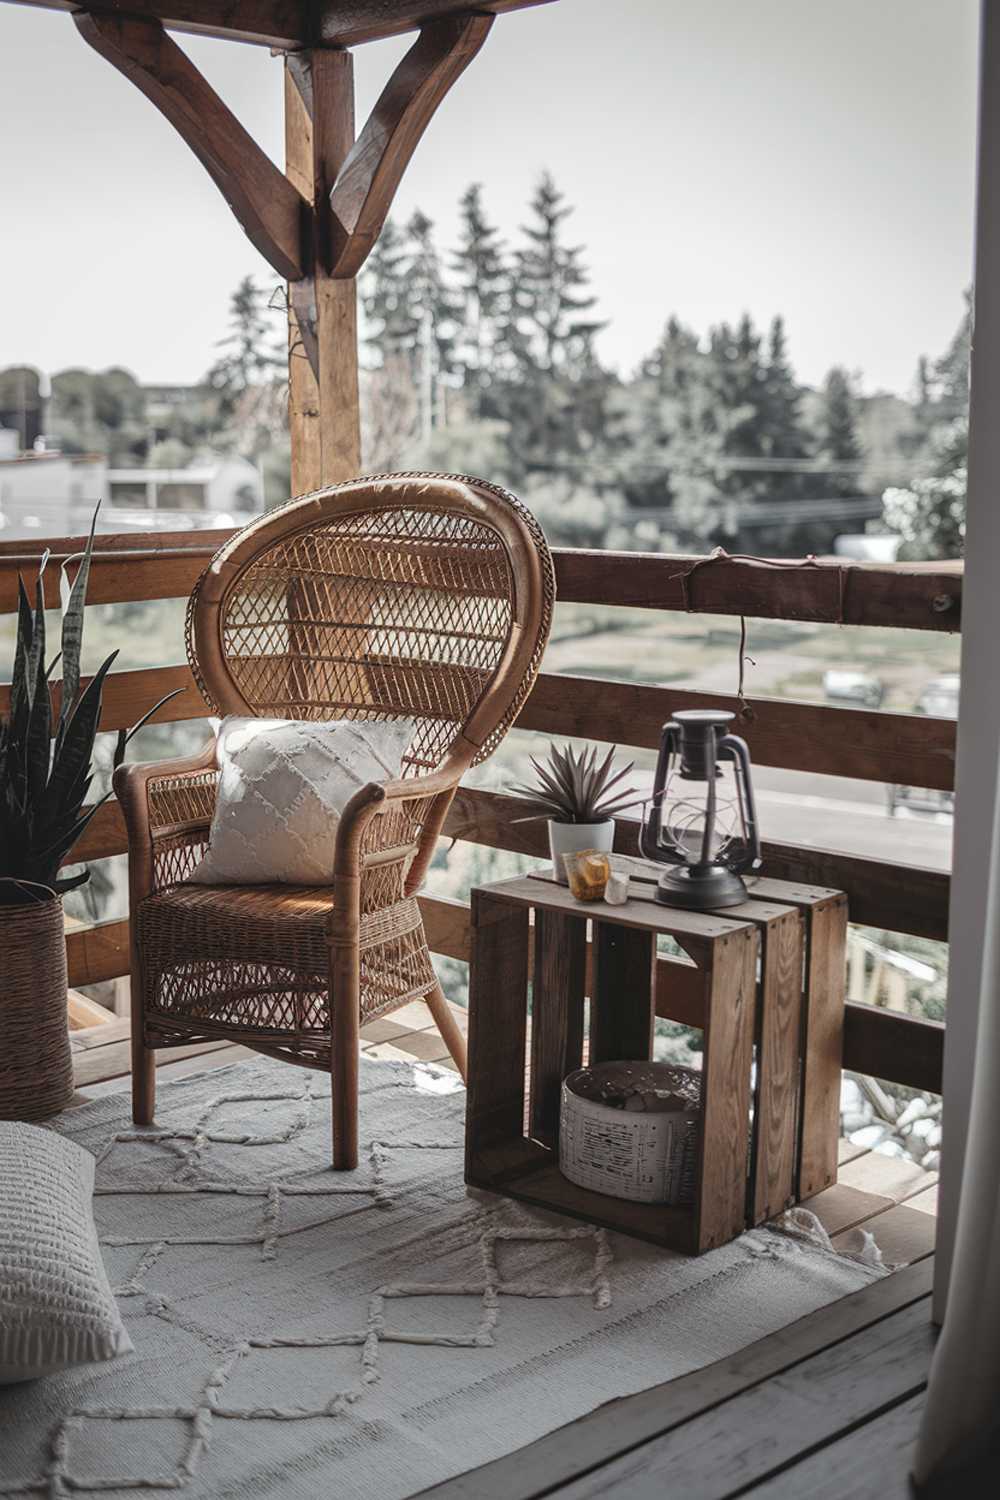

left=72, top=1002, right=938, bottom=1500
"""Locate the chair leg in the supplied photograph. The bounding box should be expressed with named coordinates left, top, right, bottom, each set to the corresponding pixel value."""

left=130, top=979, right=156, bottom=1126
left=425, top=981, right=468, bottom=1082
left=330, top=956, right=360, bottom=1169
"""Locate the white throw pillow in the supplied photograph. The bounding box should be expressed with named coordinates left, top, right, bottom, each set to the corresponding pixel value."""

left=188, top=716, right=417, bottom=886
left=0, top=1121, right=132, bottom=1383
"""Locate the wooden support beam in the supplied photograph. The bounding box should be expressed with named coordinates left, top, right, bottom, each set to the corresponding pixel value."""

left=285, top=48, right=362, bottom=491
left=328, top=12, right=493, bottom=277
left=8, top=1, right=553, bottom=50
left=75, top=12, right=307, bottom=280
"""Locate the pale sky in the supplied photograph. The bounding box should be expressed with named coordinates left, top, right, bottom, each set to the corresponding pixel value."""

left=0, top=0, right=980, bottom=395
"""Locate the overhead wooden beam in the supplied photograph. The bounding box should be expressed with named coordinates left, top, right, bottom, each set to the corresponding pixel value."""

left=316, top=1, right=551, bottom=47
left=75, top=12, right=308, bottom=280
left=328, top=11, right=493, bottom=277
left=7, top=1, right=554, bottom=49
left=9, top=1, right=309, bottom=51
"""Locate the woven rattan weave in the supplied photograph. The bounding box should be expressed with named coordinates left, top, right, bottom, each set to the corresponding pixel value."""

left=114, top=474, right=555, bottom=1166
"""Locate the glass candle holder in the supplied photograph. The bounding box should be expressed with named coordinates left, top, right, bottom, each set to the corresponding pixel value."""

left=562, top=849, right=611, bottom=902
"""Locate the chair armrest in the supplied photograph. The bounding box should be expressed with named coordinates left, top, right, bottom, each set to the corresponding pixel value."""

left=113, top=738, right=219, bottom=898
left=332, top=759, right=468, bottom=923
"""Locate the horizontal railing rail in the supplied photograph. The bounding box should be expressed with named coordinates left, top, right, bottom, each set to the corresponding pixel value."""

left=0, top=530, right=963, bottom=630
left=1, top=529, right=957, bottom=1094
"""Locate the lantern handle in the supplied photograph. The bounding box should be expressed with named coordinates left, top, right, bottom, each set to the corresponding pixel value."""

left=718, top=732, right=762, bottom=874
left=638, top=720, right=682, bottom=866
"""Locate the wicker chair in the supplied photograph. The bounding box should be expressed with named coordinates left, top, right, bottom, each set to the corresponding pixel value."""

left=114, top=473, right=554, bottom=1167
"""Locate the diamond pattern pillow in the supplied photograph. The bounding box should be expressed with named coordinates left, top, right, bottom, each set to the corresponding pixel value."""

left=188, top=716, right=417, bottom=886
left=0, top=1122, right=132, bottom=1383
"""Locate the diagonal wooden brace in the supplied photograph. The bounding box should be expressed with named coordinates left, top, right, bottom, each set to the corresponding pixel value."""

left=327, top=12, right=493, bottom=278
left=75, top=11, right=309, bottom=282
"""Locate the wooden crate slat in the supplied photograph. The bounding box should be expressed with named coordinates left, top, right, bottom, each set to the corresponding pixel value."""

left=520, top=674, right=956, bottom=791
left=530, top=910, right=587, bottom=1146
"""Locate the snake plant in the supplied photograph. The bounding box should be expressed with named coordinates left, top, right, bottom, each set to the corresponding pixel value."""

left=0, top=509, right=180, bottom=906
left=509, top=741, right=643, bottom=825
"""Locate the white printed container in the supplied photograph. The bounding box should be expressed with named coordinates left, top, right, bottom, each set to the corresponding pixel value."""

left=559, top=1061, right=701, bottom=1206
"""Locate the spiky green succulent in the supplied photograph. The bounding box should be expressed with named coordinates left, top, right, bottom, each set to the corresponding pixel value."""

left=509, top=741, right=643, bottom=826
left=0, top=509, right=180, bottom=906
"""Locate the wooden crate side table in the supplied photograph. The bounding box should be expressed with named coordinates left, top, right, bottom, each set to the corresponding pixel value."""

left=612, top=859, right=848, bottom=1213
left=465, top=877, right=760, bottom=1254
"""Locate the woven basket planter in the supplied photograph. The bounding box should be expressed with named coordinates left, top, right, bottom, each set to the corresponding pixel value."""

left=0, top=893, right=74, bottom=1122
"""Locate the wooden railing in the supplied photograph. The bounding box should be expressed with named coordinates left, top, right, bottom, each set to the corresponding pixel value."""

left=0, top=529, right=956, bottom=1092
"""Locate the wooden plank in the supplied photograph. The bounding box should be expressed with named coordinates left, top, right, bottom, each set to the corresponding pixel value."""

left=520, top=674, right=956, bottom=791
left=63, top=799, right=128, bottom=866
left=67, top=989, right=117, bottom=1030
left=71, top=1033, right=232, bottom=1088
left=552, top=1298, right=934, bottom=1499
left=747, top=904, right=803, bottom=1224
left=5, top=0, right=309, bottom=48
left=316, top=0, right=556, bottom=48
left=530, top=909, right=586, bottom=1146
left=553, top=548, right=961, bottom=632
left=442, top=789, right=950, bottom=942
left=843, top=1004, right=944, bottom=1095
left=0, top=529, right=228, bottom=612
left=838, top=1150, right=937, bottom=1205
left=0, top=663, right=207, bottom=734
left=756, top=841, right=949, bottom=944
left=0, top=535, right=962, bottom=636
left=831, top=1203, right=937, bottom=1268
left=65, top=917, right=130, bottom=988
left=745, top=1390, right=925, bottom=1500
left=801, top=1182, right=895, bottom=1238
left=415, top=1259, right=934, bottom=1500
left=9, top=1, right=553, bottom=50
left=696, top=926, right=759, bottom=1250
left=796, top=895, right=847, bottom=1199
left=589, top=921, right=655, bottom=1064
left=465, top=890, right=530, bottom=1162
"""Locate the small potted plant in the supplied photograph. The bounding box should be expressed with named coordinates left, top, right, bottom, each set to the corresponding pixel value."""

left=509, top=741, right=642, bottom=884
left=0, top=512, right=179, bottom=1121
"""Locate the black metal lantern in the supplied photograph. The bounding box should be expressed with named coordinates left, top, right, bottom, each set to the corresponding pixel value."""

left=639, top=709, right=761, bottom=909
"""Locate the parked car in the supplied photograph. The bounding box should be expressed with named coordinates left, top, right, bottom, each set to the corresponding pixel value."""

left=822, top=668, right=885, bottom=709
left=887, top=674, right=960, bottom=817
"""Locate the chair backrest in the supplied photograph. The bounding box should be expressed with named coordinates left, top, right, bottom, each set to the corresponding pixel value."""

left=186, top=473, right=555, bottom=774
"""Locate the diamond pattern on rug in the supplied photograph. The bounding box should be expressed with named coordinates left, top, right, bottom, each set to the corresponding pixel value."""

left=3, top=1069, right=615, bottom=1497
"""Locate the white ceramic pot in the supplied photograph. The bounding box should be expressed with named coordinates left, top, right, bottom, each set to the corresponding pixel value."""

left=548, top=819, right=615, bottom=884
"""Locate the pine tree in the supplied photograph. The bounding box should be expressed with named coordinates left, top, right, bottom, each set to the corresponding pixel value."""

left=452, top=184, right=507, bottom=415
left=817, top=367, right=862, bottom=502
left=361, top=218, right=415, bottom=366
left=498, top=173, right=611, bottom=477
left=206, top=276, right=283, bottom=423
left=403, top=211, right=458, bottom=437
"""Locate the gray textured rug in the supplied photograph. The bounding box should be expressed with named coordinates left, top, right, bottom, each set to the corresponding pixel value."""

left=1, top=1055, right=883, bottom=1499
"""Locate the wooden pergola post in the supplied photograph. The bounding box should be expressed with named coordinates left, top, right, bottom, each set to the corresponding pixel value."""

left=284, top=50, right=362, bottom=493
